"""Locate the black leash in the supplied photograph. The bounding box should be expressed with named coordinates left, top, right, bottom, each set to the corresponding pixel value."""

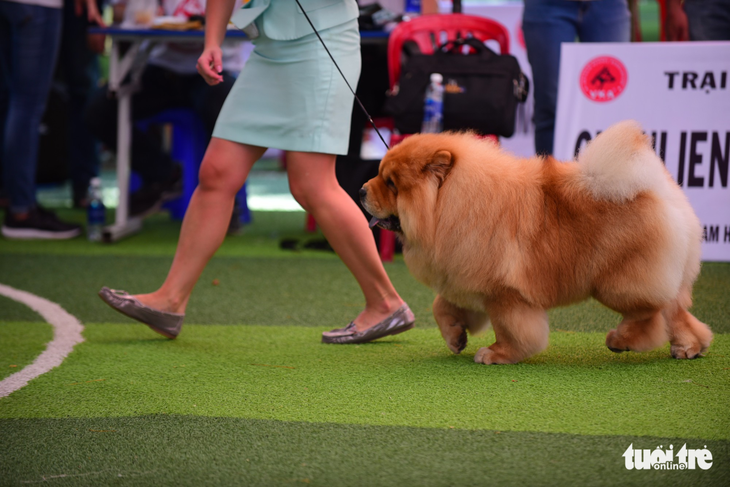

left=294, top=0, right=390, bottom=150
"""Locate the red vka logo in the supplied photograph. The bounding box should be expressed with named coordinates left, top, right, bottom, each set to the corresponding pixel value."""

left=580, top=56, right=628, bottom=102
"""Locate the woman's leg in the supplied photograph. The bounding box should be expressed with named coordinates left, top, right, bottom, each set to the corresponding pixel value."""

left=286, top=151, right=405, bottom=330
left=134, top=138, right=266, bottom=313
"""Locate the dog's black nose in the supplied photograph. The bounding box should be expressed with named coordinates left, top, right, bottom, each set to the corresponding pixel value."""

left=359, top=188, right=367, bottom=199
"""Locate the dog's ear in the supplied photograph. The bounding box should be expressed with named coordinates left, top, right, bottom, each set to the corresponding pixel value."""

left=425, top=150, right=453, bottom=187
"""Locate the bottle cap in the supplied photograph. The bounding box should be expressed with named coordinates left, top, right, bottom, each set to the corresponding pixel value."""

left=430, top=73, right=443, bottom=83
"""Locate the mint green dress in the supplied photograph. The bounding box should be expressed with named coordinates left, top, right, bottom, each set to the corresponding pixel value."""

left=212, top=16, right=361, bottom=156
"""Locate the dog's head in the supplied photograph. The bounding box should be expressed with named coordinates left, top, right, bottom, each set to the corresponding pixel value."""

left=360, top=134, right=455, bottom=242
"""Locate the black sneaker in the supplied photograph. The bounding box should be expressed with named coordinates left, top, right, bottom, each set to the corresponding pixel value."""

left=2, top=207, right=82, bottom=240
left=130, top=167, right=183, bottom=217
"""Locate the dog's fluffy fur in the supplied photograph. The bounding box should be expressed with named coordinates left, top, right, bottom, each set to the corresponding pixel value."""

left=361, top=121, right=712, bottom=364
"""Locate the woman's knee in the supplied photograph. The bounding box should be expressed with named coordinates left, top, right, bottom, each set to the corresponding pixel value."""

left=197, top=139, right=261, bottom=193
left=288, top=179, right=315, bottom=213
left=289, top=178, right=344, bottom=215
left=198, top=154, right=243, bottom=194
left=286, top=151, right=340, bottom=212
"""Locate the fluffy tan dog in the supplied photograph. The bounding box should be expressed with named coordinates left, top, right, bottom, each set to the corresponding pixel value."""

left=360, top=121, right=713, bottom=364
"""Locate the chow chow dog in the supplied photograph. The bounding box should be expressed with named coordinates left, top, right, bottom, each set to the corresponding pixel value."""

left=360, top=121, right=712, bottom=364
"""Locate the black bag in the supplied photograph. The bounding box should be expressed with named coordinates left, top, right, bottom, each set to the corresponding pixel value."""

left=384, top=38, right=528, bottom=137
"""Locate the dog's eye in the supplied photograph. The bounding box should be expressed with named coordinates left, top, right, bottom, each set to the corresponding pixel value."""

left=386, top=178, right=397, bottom=194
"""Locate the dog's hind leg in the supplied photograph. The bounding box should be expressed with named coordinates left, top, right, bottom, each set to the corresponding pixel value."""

left=474, top=299, right=549, bottom=365
left=433, top=295, right=488, bottom=354
left=664, top=292, right=713, bottom=359
left=605, top=309, right=669, bottom=353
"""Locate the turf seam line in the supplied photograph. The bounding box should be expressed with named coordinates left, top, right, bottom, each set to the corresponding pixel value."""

left=0, top=283, right=84, bottom=398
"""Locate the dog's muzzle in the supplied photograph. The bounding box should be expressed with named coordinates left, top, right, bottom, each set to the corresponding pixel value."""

left=368, top=215, right=401, bottom=232
left=360, top=187, right=402, bottom=232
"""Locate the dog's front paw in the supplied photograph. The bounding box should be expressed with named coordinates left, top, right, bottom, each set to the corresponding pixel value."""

left=438, top=322, right=468, bottom=354
left=443, top=325, right=468, bottom=354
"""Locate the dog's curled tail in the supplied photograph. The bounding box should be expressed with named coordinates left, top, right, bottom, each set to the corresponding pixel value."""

left=577, top=120, right=666, bottom=203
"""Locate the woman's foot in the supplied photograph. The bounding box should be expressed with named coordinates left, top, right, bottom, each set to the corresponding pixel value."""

left=322, top=303, right=415, bottom=344
left=133, top=292, right=187, bottom=315
left=352, top=298, right=406, bottom=332
left=98, top=287, right=184, bottom=338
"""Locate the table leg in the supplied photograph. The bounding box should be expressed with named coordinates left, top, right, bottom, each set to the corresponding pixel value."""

left=102, top=41, right=142, bottom=242
left=116, top=91, right=130, bottom=225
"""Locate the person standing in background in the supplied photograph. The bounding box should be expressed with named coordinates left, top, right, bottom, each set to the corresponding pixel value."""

left=59, top=0, right=105, bottom=208
left=0, top=0, right=103, bottom=239
left=522, top=0, right=632, bottom=156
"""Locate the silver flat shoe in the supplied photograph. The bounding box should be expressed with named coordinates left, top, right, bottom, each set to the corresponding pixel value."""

left=322, top=304, right=415, bottom=344
left=98, top=287, right=184, bottom=339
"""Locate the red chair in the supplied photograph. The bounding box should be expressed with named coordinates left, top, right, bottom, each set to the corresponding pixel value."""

left=388, top=14, right=510, bottom=95
left=378, top=14, right=511, bottom=261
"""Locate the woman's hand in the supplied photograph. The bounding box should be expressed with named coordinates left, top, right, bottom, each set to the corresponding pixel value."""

left=665, top=0, right=689, bottom=41
left=197, top=46, right=225, bottom=85
left=75, top=0, right=107, bottom=27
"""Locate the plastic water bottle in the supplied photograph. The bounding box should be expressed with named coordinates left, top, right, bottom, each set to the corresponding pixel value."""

left=421, top=73, right=444, bottom=133
left=87, top=177, right=105, bottom=242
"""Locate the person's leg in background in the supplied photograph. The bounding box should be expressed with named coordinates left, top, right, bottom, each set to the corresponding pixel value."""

left=286, top=151, right=406, bottom=330
left=683, top=0, right=730, bottom=41
left=85, top=65, right=182, bottom=216
left=0, top=2, right=61, bottom=215
left=334, top=41, right=389, bottom=218
left=0, top=13, right=8, bottom=207
left=578, top=0, right=631, bottom=44
left=59, top=0, right=101, bottom=207
left=0, top=1, right=81, bottom=239
left=522, top=0, right=580, bottom=156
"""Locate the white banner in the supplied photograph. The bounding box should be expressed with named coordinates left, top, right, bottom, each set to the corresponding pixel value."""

left=554, top=42, right=730, bottom=262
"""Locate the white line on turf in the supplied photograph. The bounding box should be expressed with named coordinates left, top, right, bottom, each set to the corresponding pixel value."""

left=0, top=283, right=84, bottom=398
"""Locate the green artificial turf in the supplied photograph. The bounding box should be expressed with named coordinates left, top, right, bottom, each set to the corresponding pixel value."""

left=1, top=416, right=727, bottom=487
left=1, top=325, right=728, bottom=440
left=0, top=254, right=434, bottom=329
left=0, top=295, right=41, bottom=323
left=0, top=210, right=330, bottom=258
left=0, top=321, right=53, bottom=381
left=1, top=209, right=728, bottom=486
left=0, top=254, right=728, bottom=333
